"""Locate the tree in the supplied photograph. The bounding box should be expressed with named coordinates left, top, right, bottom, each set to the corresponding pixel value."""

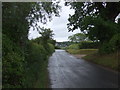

left=39, top=27, right=54, bottom=43
left=2, top=2, right=61, bottom=87
left=2, top=2, right=61, bottom=46
left=68, top=33, right=87, bottom=43
left=94, top=2, right=120, bottom=22
left=65, top=2, right=120, bottom=42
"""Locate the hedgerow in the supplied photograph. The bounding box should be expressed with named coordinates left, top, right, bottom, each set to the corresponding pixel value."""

left=3, top=34, right=55, bottom=88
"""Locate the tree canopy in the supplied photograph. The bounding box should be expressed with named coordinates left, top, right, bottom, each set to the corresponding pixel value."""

left=2, top=2, right=61, bottom=88
left=66, top=2, right=120, bottom=42
left=68, top=33, right=87, bottom=43
left=2, top=2, right=61, bottom=45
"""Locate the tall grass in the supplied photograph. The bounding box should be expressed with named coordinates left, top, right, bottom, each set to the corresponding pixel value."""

left=82, top=52, right=119, bottom=71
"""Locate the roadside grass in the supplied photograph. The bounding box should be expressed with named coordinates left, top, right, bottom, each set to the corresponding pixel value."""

left=66, top=49, right=119, bottom=71
left=24, top=42, right=54, bottom=88
left=66, top=49, right=98, bottom=55
left=82, top=52, right=119, bottom=71
left=34, top=60, right=49, bottom=88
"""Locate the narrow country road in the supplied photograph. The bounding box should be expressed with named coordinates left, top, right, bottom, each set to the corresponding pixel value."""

left=48, top=50, right=119, bottom=88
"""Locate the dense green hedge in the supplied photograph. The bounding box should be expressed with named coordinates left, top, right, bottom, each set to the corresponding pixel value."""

left=48, top=43, right=55, bottom=54
left=78, top=41, right=99, bottom=49
left=3, top=34, right=24, bottom=88
left=65, top=41, right=99, bottom=50
left=24, top=42, right=54, bottom=87
left=66, top=44, right=79, bottom=49
left=3, top=34, right=55, bottom=88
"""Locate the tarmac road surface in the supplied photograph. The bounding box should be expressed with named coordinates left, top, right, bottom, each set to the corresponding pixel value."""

left=48, top=49, right=119, bottom=88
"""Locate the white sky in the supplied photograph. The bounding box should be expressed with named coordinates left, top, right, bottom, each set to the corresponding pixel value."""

left=28, top=1, right=80, bottom=42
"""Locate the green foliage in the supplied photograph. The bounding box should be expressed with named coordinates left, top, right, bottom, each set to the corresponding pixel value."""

left=88, top=17, right=119, bottom=42
left=23, top=41, right=47, bottom=87
left=56, top=41, right=72, bottom=48
left=48, top=39, right=56, bottom=46
left=66, top=2, right=120, bottom=32
left=55, top=46, right=61, bottom=49
left=48, top=43, right=55, bottom=54
left=83, top=52, right=119, bottom=71
left=39, top=28, right=54, bottom=44
left=20, top=37, right=55, bottom=88
left=66, top=49, right=98, bottom=55
left=3, top=38, right=55, bottom=88
left=109, top=33, right=120, bottom=51
left=32, top=27, right=55, bottom=56
left=2, top=2, right=59, bottom=88
left=99, top=42, right=113, bottom=54
left=66, top=2, right=120, bottom=54
left=99, top=33, right=120, bottom=54
left=2, top=2, right=60, bottom=44
left=25, top=41, right=47, bottom=65
left=33, top=60, right=49, bottom=88
left=66, top=44, right=79, bottom=49
left=79, top=41, right=99, bottom=49
left=68, top=33, right=87, bottom=43
left=3, top=3, right=32, bottom=44
left=2, top=34, right=24, bottom=88
left=31, top=37, right=43, bottom=44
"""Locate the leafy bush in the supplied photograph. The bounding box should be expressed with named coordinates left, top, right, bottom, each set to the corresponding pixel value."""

left=2, top=34, right=24, bottom=88
left=23, top=41, right=55, bottom=87
left=79, top=41, right=99, bottom=49
left=3, top=34, right=55, bottom=88
left=66, top=44, right=79, bottom=49
left=55, top=46, right=61, bottom=49
left=48, top=43, right=55, bottom=54
left=99, top=42, right=113, bottom=54
left=25, top=41, right=47, bottom=65
left=23, top=41, right=47, bottom=87
left=99, top=33, right=120, bottom=54
left=109, top=33, right=120, bottom=51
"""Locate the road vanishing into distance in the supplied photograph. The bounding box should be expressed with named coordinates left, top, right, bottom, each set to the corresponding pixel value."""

left=48, top=50, right=119, bottom=88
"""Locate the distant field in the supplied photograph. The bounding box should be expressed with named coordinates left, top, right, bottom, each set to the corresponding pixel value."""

left=66, top=49, right=98, bottom=55
left=66, top=49, right=119, bottom=71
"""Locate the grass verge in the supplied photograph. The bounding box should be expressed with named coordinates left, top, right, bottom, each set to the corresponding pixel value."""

left=82, top=52, right=119, bottom=71
left=66, top=49, right=98, bottom=55
left=34, top=60, right=49, bottom=88
left=66, top=49, right=119, bottom=71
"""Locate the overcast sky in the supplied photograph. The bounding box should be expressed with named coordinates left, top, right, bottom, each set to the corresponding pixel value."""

left=28, top=1, right=80, bottom=42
